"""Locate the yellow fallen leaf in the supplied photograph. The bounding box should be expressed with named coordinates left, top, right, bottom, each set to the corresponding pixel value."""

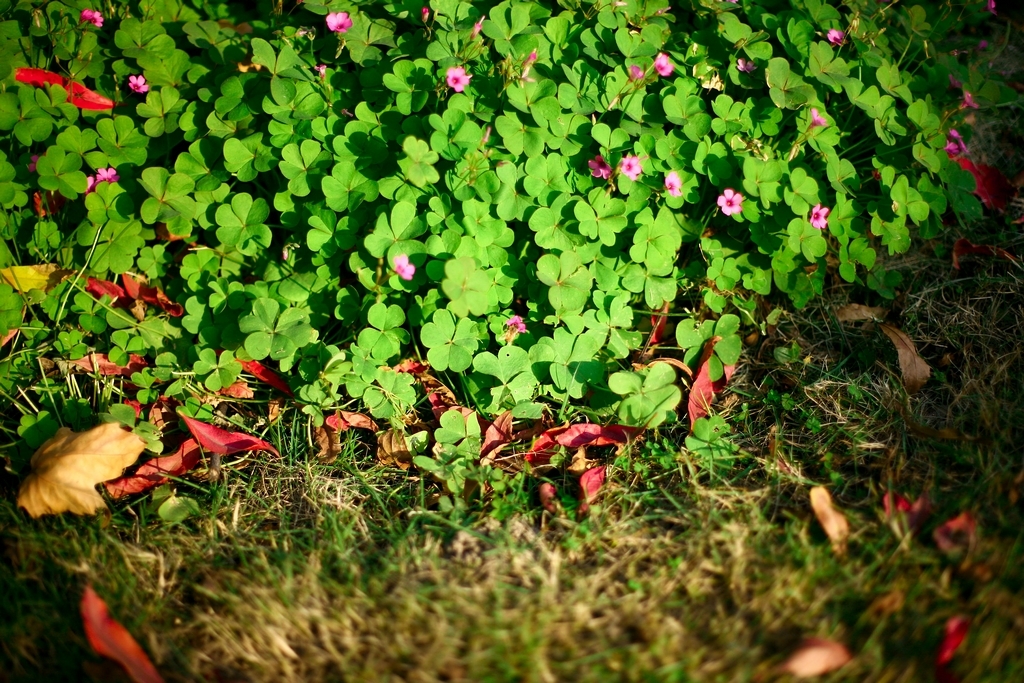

left=18, top=423, right=146, bottom=518
left=0, top=264, right=74, bottom=293
left=779, top=637, right=852, bottom=677
left=810, top=486, right=849, bottom=555
left=879, top=323, right=932, bottom=394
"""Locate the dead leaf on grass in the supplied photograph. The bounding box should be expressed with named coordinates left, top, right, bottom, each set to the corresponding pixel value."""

left=868, top=590, right=905, bottom=617
left=937, top=615, right=970, bottom=668
left=326, top=410, right=378, bottom=432
left=883, top=491, right=931, bottom=533
left=178, top=413, right=279, bottom=456
left=70, top=353, right=147, bottom=377
left=314, top=424, right=343, bottom=464
left=951, top=238, right=1018, bottom=270
left=18, top=423, right=146, bottom=517
left=934, top=512, right=976, bottom=554
left=81, top=586, right=164, bottom=683
left=218, top=381, right=254, bottom=399
left=538, top=482, right=559, bottom=514
left=810, top=486, right=850, bottom=555
left=836, top=303, right=888, bottom=322
left=0, top=264, right=73, bottom=292
left=688, top=338, right=736, bottom=429
left=779, top=638, right=852, bottom=677
left=879, top=323, right=932, bottom=394
left=105, top=439, right=203, bottom=499
left=377, top=429, right=413, bottom=470
left=481, top=410, right=514, bottom=462
left=578, top=466, right=606, bottom=514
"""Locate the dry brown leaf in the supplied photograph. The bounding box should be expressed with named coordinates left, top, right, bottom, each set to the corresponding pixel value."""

left=18, top=423, right=146, bottom=517
left=377, top=429, right=412, bottom=470
left=810, top=486, right=849, bottom=555
left=868, top=590, right=905, bottom=617
left=836, top=304, right=888, bottom=322
left=779, top=638, right=852, bottom=677
left=314, top=425, right=343, bottom=464
left=0, top=264, right=74, bottom=292
left=879, top=323, right=932, bottom=394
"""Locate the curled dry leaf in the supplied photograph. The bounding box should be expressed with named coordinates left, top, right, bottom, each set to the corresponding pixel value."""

left=18, top=423, right=146, bottom=517
left=326, top=410, right=378, bottom=432
left=70, top=353, right=147, bottom=377
left=122, top=274, right=184, bottom=317
left=883, top=491, right=931, bottom=534
left=239, top=359, right=293, bottom=396
left=688, top=338, right=736, bottom=429
left=106, top=439, right=203, bottom=499
left=538, top=482, right=558, bottom=514
left=933, top=512, right=977, bottom=554
left=951, top=238, right=1017, bottom=270
left=481, top=410, right=514, bottom=461
left=81, top=586, right=164, bottom=683
left=86, top=277, right=129, bottom=304
left=810, top=486, right=850, bottom=555
left=578, top=466, right=606, bottom=514
left=178, top=413, right=279, bottom=456
left=836, top=303, right=888, bottom=322
left=1, top=264, right=74, bottom=292
left=879, top=323, right=931, bottom=394
left=314, top=423, right=343, bottom=464
left=218, top=381, right=254, bottom=399
left=779, top=638, right=853, bottom=678
left=377, top=429, right=413, bottom=470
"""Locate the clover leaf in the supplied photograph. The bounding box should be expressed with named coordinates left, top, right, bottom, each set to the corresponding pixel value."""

left=239, top=298, right=315, bottom=364
left=421, top=309, right=479, bottom=373
left=608, top=363, right=681, bottom=428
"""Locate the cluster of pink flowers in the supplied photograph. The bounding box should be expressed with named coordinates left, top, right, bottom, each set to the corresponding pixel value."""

left=392, top=255, right=415, bottom=281
left=944, top=129, right=967, bottom=156
left=718, top=189, right=743, bottom=216
left=810, top=203, right=830, bottom=230
left=86, top=167, right=119, bottom=194
left=326, top=12, right=353, bottom=33
left=80, top=9, right=103, bottom=27
left=446, top=66, right=471, bottom=92
left=128, top=75, right=148, bottom=94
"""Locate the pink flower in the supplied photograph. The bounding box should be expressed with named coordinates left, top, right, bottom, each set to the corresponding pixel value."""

left=505, top=315, right=527, bottom=334
left=654, top=53, right=674, bottom=77
left=525, top=49, right=538, bottom=65
left=628, top=65, right=644, bottom=81
left=962, top=91, right=979, bottom=109
left=28, top=155, right=38, bottom=173
left=944, top=129, right=967, bottom=156
left=326, top=12, right=353, bottom=33
left=471, top=20, right=483, bottom=39
left=393, top=254, right=415, bottom=281
left=421, top=6, right=430, bottom=22
left=977, top=40, right=988, bottom=51
left=85, top=175, right=98, bottom=194
left=446, top=66, right=471, bottom=92
left=809, top=108, right=829, bottom=128
left=810, top=203, right=830, bottom=230
left=827, top=29, right=845, bottom=46
left=948, top=73, right=962, bottom=89
left=128, top=75, right=149, bottom=94
left=736, top=58, right=756, bottom=73
left=664, top=171, right=682, bottom=197
left=314, top=64, right=327, bottom=78
left=619, top=155, right=642, bottom=181
left=588, top=155, right=612, bottom=180
left=79, top=9, right=103, bottom=28
left=95, top=167, right=119, bottom=184
left=988, top=0, right=996, bottom=14
left=717, top=189, right=743, bottom=216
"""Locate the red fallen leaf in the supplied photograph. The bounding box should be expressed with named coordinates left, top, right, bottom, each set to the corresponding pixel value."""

left=325, top=410, right=378, bottom=432
left=954, top=157, right=1014, bottom=212
left=538, top=482, right=558, bottom=513
left=648, top=302, right=670, bottom=347
left=147, top=396, right=179, bottom=430
left=688, top=338, right=736, bottom=429
left=124, top=400, right=143, bottom=419
left=86, top=277, right=129, bottom=305
left=178, top=412, right=279, bottom=457
left=523, top=426, right=569, bottom=466
left=80, top=586, right=164, bottom=683
left=394, top=358, right=430, bottom=374
left=951, top=238, right=1018, bottom=270
left=883, top=491, right=931, bottom=533
left=32, top=190, right=67, bottom=218
left=1, top=327, right=17, bottom=348
left=481, top=410, right=514, bottom=459
left=70, top=353, right=147, bottom=377
left=934, top=512, right=977, bottom=553
left=16, top=68, right=115, bottom=111
left=554, top=423, right=640, bottom=448
left=239, top=359, right=293, bottom=396
left=122, top=274, right=183, bottom=317
left=105, top=439, right=203, bottom=498
left=578, top=466, right=606, bottom=514
left=217, top=381, right=253, bottom=399
left=883, top=492, right=912, bottom=515
left=937, top=615, right=970, bottom=666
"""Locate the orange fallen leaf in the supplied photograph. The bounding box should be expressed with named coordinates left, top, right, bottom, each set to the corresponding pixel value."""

left=810, top=486, right=849, bottom=555
left=879, top=323, right=932, bottom=394
left=17, top=423, right=146, bottom=517
left=836, top=303, right=888, bottom=322
left=217, top=380, right=254, bottom=399
left=779, top=637, right=852, bottom=677
left=81, top=586, right=164, bottom=683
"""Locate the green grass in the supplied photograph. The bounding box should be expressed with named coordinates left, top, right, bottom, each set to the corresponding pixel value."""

left=3, top=240, right=1024, bottom=682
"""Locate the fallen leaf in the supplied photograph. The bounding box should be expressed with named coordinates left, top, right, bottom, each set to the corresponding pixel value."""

left=147, top=397, right=179, bottom=430
left=883, top=491, right=931, bottom=533
left=377, top=429, right=413, bottom=470
left=0, top=264, right=73, bottom=292
left=178, top=413, right=279, bottom=456
left=70, top=353, right=147, bottom=377
left=217, top=381, right=253, bottom=399
left=1, top=326, right=18, bottom=348
left=954, top=157, right=1014, bottom=212
left=578, top=466, right=606, bottom=514
left=105, top=439, right=203, bottom=498
left=239, top=359, right=293, bottom=396
left=314, top=424, right=343, bottom=464
left=836, top=304, right=888, bottom=322
left=868, top=590, right=905, bottom=617
left=879, top=324, right=931, bottom=394
left=567, top=446, right=598, bottom=475
left=15, top=67, right=115, bottom=110
left=394, top=358, right=430, bottom=374
left=688, top=338, right=736, bottom=429
left=32, top=190, right=66, bottom=218
left=122, top=274, right=184, bottom=317
left=86, top=277, right=129, bottom=304
left=81, top=586, right=164, bottom=683
left=18, top=423, right=146, bottom=517
left=124, top=400, right=143, bottom=419
left=933, top=512, right=976, bottom=553
left=951, top=238, right=1018, bottom=270
left=554, top=423, right=639, bottom=448
left=936, top=615, right=970, bottom=683
left=267, top=397, right=285, bottom=423
left=481, top=410, right=514, bottom=460
left=326, top=410, right=378, bottom=432
left=810, top=486, right=850, bottom=555
left=538, top=482, right=558, bottom=514
left=523, top=427, right=565, bottom=467
left=779, top=638, right=852, bottom=677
